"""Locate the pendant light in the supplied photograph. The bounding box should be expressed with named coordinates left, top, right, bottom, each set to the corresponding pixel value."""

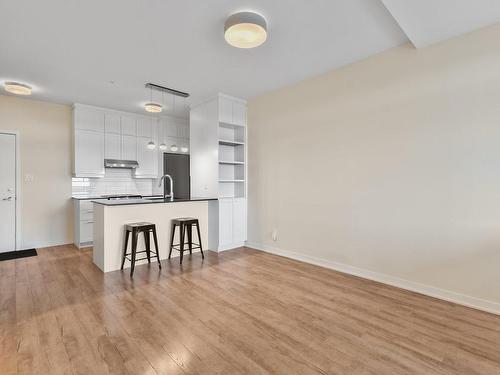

left=146, top=86, right=156, bottom=150
left=145, top=103, right=162, bottom=113
left=159, top=91, right=167, bottom=151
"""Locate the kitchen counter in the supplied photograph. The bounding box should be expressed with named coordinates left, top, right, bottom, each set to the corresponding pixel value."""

left=92, top=197, right=216, bottom=272
left=91, top=197, right=217, bottom=206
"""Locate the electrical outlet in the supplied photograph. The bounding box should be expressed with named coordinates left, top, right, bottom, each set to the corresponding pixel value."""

left=271, top=229, right=278, bottom=241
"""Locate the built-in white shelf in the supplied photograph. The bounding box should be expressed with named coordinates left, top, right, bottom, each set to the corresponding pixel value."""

left=219, top=139, right=245, bottom=146
left=219, top=179, right=245, bottom=183
left=219, top=160, right=245, bottom=165
left=219, top=121, right=245, bottom=129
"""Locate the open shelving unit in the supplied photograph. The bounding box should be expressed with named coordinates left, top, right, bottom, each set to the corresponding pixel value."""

left=218, top=118, right=245, bottom=199
left=190, top=93, right=248, bottom=251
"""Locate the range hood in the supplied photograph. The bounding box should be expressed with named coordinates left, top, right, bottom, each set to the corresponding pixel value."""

left=104, top=159, right=139, bottom=169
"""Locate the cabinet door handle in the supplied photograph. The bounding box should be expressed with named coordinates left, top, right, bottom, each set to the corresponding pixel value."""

left=86, top=221, right=94, bottom=224
left=2, top=196, right=13, bottom=201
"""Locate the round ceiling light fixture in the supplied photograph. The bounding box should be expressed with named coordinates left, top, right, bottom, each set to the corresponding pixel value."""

left=144, top=102, right=162, bottom=113
left=4, top=81, right=32, bottom=96
left=224, top=11, right=267, bottom=49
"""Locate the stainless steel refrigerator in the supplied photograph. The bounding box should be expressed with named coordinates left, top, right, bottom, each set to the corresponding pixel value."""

left=163, top=153, right=190, bottom=199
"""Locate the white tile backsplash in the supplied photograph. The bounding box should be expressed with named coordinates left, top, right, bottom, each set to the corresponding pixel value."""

left=72, top=168, right=154, bottom=197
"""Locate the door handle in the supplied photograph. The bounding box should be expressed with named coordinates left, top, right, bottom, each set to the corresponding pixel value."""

left=2, top=196, right=13, bottom=201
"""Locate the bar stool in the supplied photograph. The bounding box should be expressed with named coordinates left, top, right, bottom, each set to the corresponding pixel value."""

left=169, top=218, right=204, bottom=264
left=121, top=222, right=161, bottom=277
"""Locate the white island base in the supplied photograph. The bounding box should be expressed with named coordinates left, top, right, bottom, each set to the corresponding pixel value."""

left=92, top=200, right=211, bottom=272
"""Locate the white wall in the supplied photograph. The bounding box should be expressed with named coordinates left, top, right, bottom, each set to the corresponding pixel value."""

left=247, top=23, right=500, bottom=311
left=0, top=95, right=73, bottom=248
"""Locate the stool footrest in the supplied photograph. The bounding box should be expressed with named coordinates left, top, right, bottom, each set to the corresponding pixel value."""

left=171, top=244, right=201, bottom=252
left=125, top=256, right=157, bottom=262
left=124, top=250, right=159, bottom=256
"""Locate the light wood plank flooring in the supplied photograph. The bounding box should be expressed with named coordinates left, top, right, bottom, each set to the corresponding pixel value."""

left=1, top=245, right=500, bottom=375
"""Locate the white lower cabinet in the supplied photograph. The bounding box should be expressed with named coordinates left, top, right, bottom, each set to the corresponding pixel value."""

left=74, top=200, right=94, bottom=248
left=218, top=198, right=234, bottom=247
left=211, top=197, right=247, bottom=251
left=232, top=198, right=247, bottom=243
left=74, top=129, right=105, bottom=177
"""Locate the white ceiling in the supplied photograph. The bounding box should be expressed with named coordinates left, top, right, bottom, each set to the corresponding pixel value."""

left=381, top=0, right=500, bottom=48
left=1, top=1, right=499, bottom=117
left=0, top=0, right=407, bottom=116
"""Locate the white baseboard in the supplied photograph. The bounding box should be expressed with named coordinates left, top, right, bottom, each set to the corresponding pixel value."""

left=216, top=242, right=246, bottom=252
left=246, top=242, right=500, bottom=316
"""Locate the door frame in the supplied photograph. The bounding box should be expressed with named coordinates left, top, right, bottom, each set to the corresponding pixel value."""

left=1, top=131, right=21, bottom=251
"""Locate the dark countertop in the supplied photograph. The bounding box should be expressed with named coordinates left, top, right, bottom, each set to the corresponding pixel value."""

left=72, top=195, right=104, bottom=200
left=72, top=194, right=163, bottom=200
left=91, top=197, right=218, bottom=206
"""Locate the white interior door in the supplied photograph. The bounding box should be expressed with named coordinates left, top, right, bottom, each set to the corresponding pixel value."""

left=0, top=133, right=16, bottom=252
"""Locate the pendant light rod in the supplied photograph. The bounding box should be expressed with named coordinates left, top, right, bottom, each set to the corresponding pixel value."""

left=145, top=83, right=189, bottom=98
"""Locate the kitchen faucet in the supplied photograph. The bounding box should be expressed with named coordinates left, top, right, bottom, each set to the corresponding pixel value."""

left=158, top=174, right=174, bottom=201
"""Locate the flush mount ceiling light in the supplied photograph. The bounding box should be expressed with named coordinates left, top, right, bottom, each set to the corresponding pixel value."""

left=144, top=102, right=162, bottom=113
left=4, top=81, right=32, bottom=95
left=159, top=143, right=167, bottom=151
left=224, top=11, right=267, bottom=49
left=147, top=141, right=156, bottom=150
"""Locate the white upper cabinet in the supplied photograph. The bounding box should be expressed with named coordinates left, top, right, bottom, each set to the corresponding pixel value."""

left=121, top=135, right=137, bottom=161
left=232, top=102, right=247, bottom=126
left=218, top=95, right=247, bottom=126
left=74, top=106, right=105, bottom=132
left=105, top=113, right=121, bottom=134
left=219, top=97, right=233, bottom=124
left=121, top=116, right=136, bottom=136
left=137, top=117, right=152, bottom=138
left=134, top=137, right=158, bottom=178
left=105, top=133, right=121, bottom=160
left=74, top=129, right=105, bottom=177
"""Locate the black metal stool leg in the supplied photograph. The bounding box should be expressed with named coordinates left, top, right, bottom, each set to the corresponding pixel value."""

left=196, top=221, right=204, bottom=259
left=152, top=226, right=161, bottom=269
left=121, top=230, right=129, bottom=270
left=169, top=224, right=176, bottom=259
left=179, top=223, right=185, bottom=265
left=144, top=230, right=151, bottom=264
left=130, top=229, right=139, bottom=277
left=187, top=223, right=193, bottom=255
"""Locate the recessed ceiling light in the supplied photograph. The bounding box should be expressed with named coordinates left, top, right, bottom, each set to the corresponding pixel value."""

left=159, top=143, right=167, bottom=151
left=4, top=81, right=32, bottom=96
left=224, top=12, right=267, bottom=49
left=170, top=145, right=178, bottom=152
left=144, top=102, right=162, bottom=113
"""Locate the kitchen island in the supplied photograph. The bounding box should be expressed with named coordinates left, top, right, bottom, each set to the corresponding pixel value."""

left=92, top=197, right=217, bottom=272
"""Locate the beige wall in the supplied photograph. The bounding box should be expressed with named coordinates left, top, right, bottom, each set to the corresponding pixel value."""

left=248, top=23, right=500, bottom=309
left=0, top=95, right=73, bottom=248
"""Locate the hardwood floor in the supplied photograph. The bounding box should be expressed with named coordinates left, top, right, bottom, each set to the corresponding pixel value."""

left=1, top=245, right=500, bottom=375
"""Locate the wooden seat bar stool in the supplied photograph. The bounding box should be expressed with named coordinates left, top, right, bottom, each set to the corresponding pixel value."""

left=121, top=222, right=161, bottom=277
left=169, top=218, right=204, bottom=264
